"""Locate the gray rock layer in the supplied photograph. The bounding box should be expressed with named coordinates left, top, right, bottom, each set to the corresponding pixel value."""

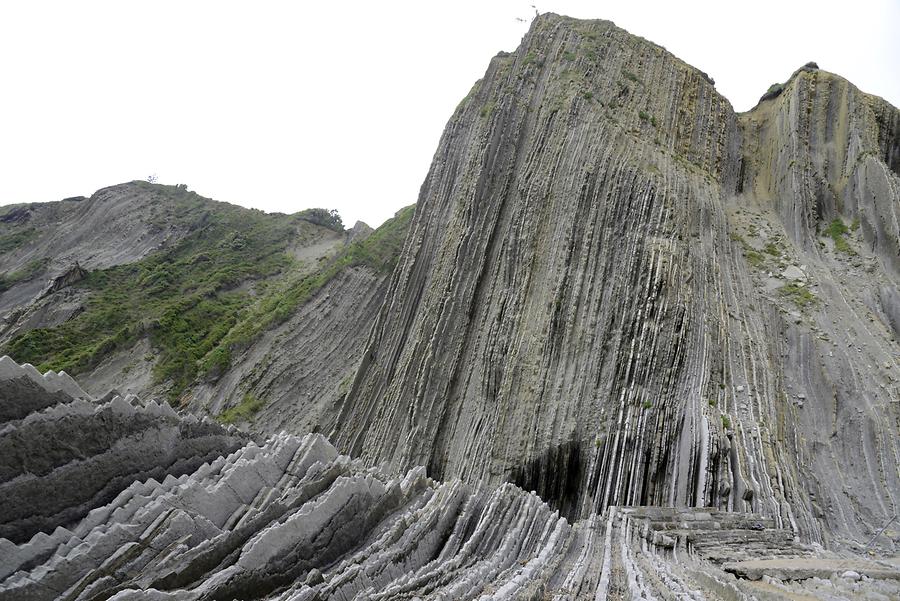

left=0, top=356, right=246, bottom=544
left=332, top=13, right=900, bottom=550
left=3, top=363, right=898, bottom=600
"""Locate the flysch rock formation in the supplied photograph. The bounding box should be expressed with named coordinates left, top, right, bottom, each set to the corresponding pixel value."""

left=187, top=265, right=391, bottom=435
left=2, top=356, right=899, bottom=600
left=2, top=12, right=900, bottom=600
left=332, top=13, right=900, bottom=553
left=0, top=356, right=248, bottom=545
left=0, top=184, right=206, bottom=318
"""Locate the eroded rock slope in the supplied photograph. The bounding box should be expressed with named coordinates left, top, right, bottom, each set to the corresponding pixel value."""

left=333, top=14, right=900, bottom=550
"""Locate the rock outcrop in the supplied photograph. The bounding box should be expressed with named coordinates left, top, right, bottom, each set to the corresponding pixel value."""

left=2, top=357, right=898, bottom=600
left=0, top=182, right=399, bottom=417
left=332, top=13, right=900, bottom=551
left=0, top=356, right=247, bottom=544
left=1, top=12, right=899, bottom=600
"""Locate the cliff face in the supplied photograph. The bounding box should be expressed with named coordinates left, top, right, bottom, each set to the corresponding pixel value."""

left=2, top=13, right=900, bottom=600
left=333, top=14, right=900, bottom=546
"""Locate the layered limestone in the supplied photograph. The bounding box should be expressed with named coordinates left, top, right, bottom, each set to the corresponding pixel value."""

left=332, top=13, right=900, bottom=550
left=0, top=356, right=247, bottom=544
left=189, top=265, right=391, bottom=434
left=1, top=12, right=899, bottom=600
left=2, top=360, right=897, bottom=600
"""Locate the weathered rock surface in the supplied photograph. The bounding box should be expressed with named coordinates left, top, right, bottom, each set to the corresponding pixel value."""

left=188, top=266, right=390, bottom=434
left=1, top=12, right=899, bottom=601
left=2, top=366, right=899, bottom=599
left=332, top=13, right=900, bottom=551
left=0, top=182, right=395, bottom=418
left=0, top=184, right=203, bottom=316
left=0, top=356, right=247, bottom=544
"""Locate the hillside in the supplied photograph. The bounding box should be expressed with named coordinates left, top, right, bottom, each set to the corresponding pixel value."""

left=0, top=182, right=413, bottom=423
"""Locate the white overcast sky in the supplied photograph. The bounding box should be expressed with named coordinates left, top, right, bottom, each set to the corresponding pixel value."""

left=1, top=1, right=898, bottom=227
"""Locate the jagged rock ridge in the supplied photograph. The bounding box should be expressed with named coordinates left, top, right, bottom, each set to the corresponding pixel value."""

left=2, top=357, right=898, bottom=600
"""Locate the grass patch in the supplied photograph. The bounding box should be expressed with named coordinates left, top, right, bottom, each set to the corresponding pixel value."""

left=199, top=205, right=415, bottom=381
left=763, top=242, right=781, bottom=256
left=217, top=393, right=265, bottom=424
left=721, top=414, right=731, bottom=429
left=0, top=257, right=50, bottom=293
left=778, top=282, right=817, bottom=309
left=638, top=110, right=649, bottom=122
left=744, top=249, right=766, bottom=268
left=0, top=228, right=38, bottom=255
left=622, top=68, right=639, bottom=83
left=827, top=218, right=854, bottom=254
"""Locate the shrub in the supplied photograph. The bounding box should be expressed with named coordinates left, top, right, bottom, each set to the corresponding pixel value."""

left=298, top=208, right=343, bottom=232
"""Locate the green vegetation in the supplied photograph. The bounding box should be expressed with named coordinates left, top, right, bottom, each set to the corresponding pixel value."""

left=582, top=91, right=593, bottom=100
left=523, top=52, right=537, bottom=65
left=1, top=184, right=383, bottom=404
left=642, top=399, right=652, bottom=409
left=826, top=218, right=854, bottom=254
left=0, top=257, right=50, bottom=293
left=638, top=110, right=650, bottom=122
left=851, top=217, right=860, bottom=231
left=217, top=393, right=265, bottom=424
left=480, top=101, right=496, bottom=119
left=622, top=68, right=639, bottom=83
left=778, top=282, right=817, bottom=309
left=199, top=204, right=415, bottom=382
left=650, top=115, right=658, bottom=128
left=0, top=228, right=38, bottom=255
left=562, top=51, right=577, bottom=61
left=744, top=249, right=766, bottom=268
left=763, top=242, right=781, bottom=257
left=297, top=208, right=343, bottom=232
left=721, top=414, right=731, bottom=429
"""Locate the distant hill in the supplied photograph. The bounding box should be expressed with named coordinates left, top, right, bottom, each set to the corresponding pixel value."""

left=0, top=181, right=413, bottom=425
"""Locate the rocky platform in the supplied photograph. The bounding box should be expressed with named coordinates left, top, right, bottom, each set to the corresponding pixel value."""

left=2, top=357, right=899, bottom=600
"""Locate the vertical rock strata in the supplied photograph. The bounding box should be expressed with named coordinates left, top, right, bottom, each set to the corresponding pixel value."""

left=334, top=14, right=900, bottom=547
